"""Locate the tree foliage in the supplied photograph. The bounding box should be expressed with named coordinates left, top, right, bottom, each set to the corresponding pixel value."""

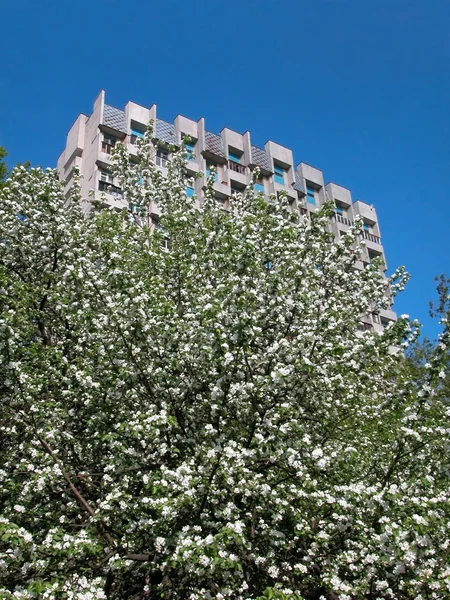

left=405, top=275, right=450, bottom=403
left=0, top=132, right=449, bottom=599
left=0, top=146, right=8, bottom=186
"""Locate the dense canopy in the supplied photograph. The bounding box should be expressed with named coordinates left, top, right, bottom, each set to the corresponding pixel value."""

left=0, top=132, right=449, bottom=599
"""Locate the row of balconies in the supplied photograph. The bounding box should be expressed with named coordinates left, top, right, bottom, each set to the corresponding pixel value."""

left=334, top=214, right=382, bottom=244
left=93, top=146, right=385, bottom=255
left=70, top=138, right=384, bottom=264
left=358, top=306, right=398, bottom=333
left=97, top=134, right=305, bottom=204
left=59, top=98, right=384, bottom=244
left=58, top=93, right=385, bottom=239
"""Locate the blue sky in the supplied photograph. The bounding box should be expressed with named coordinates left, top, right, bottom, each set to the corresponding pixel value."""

left=1, top=0, right=449, bottom=339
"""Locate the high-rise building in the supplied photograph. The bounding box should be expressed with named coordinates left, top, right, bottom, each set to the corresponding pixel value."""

left=57, top=90, right=397, bottom=331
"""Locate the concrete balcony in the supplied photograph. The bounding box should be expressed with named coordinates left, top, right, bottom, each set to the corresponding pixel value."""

left=228, top=161, right=249, bottom=187
left=99, top=150, right=113, bottom=164
left=149, top=200, right=160, bottom=217
left=273, top=180, right=294, bottom=196
left=331, top=215, right=353, bottom=242
left=353, top=200, right=378, bottom=223
left=127, top=142, right=139, bottom=157
left=205, top=180, right=230, bottom=199
left=373, top=322, right=384, bottom=333
left=363, top=230, right=381, bottom=245
left=363, top=233, right=384, bottom=255
left=336, top=214, right=354, bottom=227
left=358, top=321, right=373, bottom=332
left=379, top=308, right=397, bottom=322
left=228, top=159, right=247, bottom=176
left=326, top=182, right=352, bottom=208
left=92, top=189, right=127, bottom=211
left=185, top=159, right=201, bottom=176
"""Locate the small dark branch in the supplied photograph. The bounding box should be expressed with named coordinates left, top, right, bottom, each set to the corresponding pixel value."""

left=243, top=348, right=255, bottom=384
left=0, top=262, right=28, bottom=283
left=104, top=569, right=115, bottom=596
left=381, top=442, right=405, bottom=488
left=309, top=338, right=317, bottom=361
left=126, top=553, right=151, bottom=562
left=37, top=319, right=52, bottom=346
left=128, top=592, right=150, bottom=600
left=35, top=246, right=60, bottom=346
left=38, top=429, right=152, bottom=563
left=38, top=437, right=96, bottom=516
left=34, top=431, right=117, bottom=549
left=199, top=460, right=220, bottom=516
left=438, top=543, right=450, bottom=571
left=250, top=504, right=256, bottom=548
left=246, top=417, right=258, bottom=449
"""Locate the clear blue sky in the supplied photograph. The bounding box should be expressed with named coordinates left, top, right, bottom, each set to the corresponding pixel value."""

left=1, top=0, right=449, bottom=339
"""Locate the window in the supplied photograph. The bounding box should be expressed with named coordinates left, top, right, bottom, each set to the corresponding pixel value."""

left=306, top=185, right=316, bottom=205
left=228, top=150, right=246, bottom=175
left=99, top=169, right=114, bottom=184
left=372, top=313, right=380, bottom=324
left=254, top=181, right=264, bottom=193
left=380, top=317, right=390, bottom=329
left=152, top=217, right=170, bottom=250
left=274, top=164, right=285, bottom=185
left=335, top=205, right=343, bottom=215
left=102, top=134, right=117, bottom=154
left=156, top=147, right=169, bottom=168
left=206, top=162, right=219, bottom=182
left=130, top=127, right=145, bottom=145
left=184, top=140, right=196, bottom=161
left=363, top=222, right=371, bottom=232
left=185, top=177, right=195, bottom=197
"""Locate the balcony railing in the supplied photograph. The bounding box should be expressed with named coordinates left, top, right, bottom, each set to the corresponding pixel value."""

left=358, top=321, right=373, bottom=332
left=363, top=230, right=381, bottom=244
left=98, top=181, right=124, bottom=199
left=228, top=160, right=247, bottom=175
left=335, top=214, right=353, bottom=226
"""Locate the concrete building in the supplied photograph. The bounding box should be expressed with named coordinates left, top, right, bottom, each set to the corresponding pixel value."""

left=57, top=90, right=396, bottom=332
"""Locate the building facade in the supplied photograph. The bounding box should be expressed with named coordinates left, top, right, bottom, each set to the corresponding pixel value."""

left=57, top=90, right=396, bottom=332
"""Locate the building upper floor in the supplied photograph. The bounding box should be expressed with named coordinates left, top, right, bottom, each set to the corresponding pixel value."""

left=57, top=90, right=390, bottom=279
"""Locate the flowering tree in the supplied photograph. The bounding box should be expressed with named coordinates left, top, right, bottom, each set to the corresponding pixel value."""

left=0, top=131, right=449, bottom=600
left=0, top=146, right=8, bottom=187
